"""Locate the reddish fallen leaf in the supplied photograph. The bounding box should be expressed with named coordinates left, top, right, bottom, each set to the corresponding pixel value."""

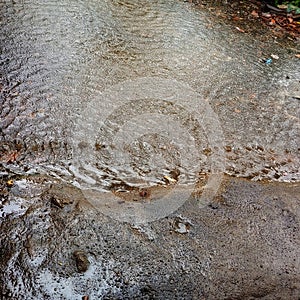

left=269, top=19, right=276, bottom=25
left=233, top=16, right=242, bottom=21
left=1, top=151, right=19, bottom=163
left=251, top=10, right=259, bottom=18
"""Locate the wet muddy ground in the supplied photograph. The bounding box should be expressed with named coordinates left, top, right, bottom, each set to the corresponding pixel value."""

left=1, top=175, right=299, bottom=299
left=1, top=0, right=300, bottom=299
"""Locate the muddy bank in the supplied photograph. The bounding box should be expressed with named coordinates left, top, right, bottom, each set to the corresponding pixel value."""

left=1, top=0, right=299, bottom=184
left=1, top=175, right=299, bottom=299
left=191, top=0, right=300, bottom=40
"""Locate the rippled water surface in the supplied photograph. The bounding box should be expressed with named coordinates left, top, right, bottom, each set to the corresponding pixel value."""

left=1, top=0, right=299, bottom=189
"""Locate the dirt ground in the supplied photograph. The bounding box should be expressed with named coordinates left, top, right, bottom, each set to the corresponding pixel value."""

left=191, top=0, right=300, bottom=41
left=190, top=0, right=300, bottom=44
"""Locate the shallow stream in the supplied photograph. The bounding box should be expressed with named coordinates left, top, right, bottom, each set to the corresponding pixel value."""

left=1, top=1, right=300, bottom=298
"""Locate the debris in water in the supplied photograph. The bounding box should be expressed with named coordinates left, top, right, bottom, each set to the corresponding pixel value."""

left=164, top=175, right=177, bottom=184
left=169, top=169, right=180, bottom=181
left=271, top=54, right=279, bottom=60
left=7, top=179, right=14, bottom=187
left=139, top=189, right=150, bottom=198
left=175, top=222, right=189, bottom=234
left=73, top=250, right=90, bottom=273
left=265, top=58, right=273, bottom=65
left=51, top=196, right=64, bottom=208
left=173, top=217, right=192, bottom=234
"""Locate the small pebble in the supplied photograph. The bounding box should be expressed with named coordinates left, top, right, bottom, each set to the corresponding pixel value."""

left=73, top=250, right=90, bottom=273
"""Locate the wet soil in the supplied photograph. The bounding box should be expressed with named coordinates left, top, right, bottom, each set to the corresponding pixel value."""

left=191, top=0, right=300, bottom=40
left=1, top=174, right=299, bottom=299
left=1, top=0, right=299, bottom=184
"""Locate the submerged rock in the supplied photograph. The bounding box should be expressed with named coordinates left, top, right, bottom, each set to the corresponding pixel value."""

left=73, top=250, right=90, bottom=273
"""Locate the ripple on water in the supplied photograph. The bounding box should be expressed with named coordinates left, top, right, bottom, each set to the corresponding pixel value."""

left=0, top=0, right=299, bottom=190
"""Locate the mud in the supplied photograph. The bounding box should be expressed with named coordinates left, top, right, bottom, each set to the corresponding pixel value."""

left=1, top=0, right=299, bottom=184
left=1, top=175, right=300, bottom=299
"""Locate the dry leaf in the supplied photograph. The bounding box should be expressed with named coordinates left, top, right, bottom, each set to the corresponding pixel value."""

left=233, top=16, right=242, bottom=21
left=251, top=10, right=259, bottom=18
left=7, top=180, right=14, bottom=187
left=271, top=54, right=279, bottom=60
left=1, top=151, right=19, bottom=163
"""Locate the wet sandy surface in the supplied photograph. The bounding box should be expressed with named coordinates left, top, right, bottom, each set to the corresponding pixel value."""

left=0, top=175, right=299, bottom=299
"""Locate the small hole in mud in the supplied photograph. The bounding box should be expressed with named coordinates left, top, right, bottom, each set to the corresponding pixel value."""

left=139, top=189, right=150, bottom=198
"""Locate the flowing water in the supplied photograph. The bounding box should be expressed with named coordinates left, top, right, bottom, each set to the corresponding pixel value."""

left=1, top=0, right=299, bottom=187
left=1, top=0, right=300, bottom=221
left=1, top=0, right=300, bottom=298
